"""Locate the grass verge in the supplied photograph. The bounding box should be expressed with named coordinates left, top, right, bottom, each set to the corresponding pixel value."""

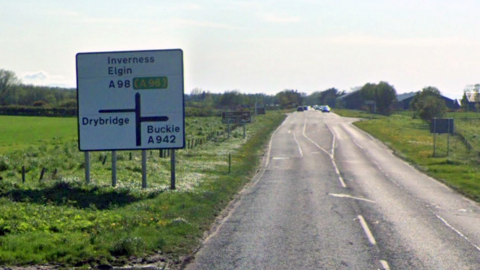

left=334, top=110, right=480, bottom=201
left=0, top=113, right=286, bottom=268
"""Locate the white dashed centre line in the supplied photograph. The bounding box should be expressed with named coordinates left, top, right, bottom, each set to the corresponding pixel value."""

left=357, top=215, right=377, bottom=245
left=380, top=260, right=391, bottom=270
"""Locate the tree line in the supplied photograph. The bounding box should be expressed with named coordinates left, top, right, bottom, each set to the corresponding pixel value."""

left=0, top=68, right=452, bottom=120
left=0, top=69, right=76, bottom=107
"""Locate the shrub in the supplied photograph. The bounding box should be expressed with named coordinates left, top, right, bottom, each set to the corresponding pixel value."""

left=33, top=101, right=48, bottom=107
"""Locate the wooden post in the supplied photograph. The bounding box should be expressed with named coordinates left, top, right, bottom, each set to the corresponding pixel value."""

left=229, top=153, right=231, bottom=174
left=39, top=168, right=46, bottom=182
left=22, top=166, right=25, bottom=183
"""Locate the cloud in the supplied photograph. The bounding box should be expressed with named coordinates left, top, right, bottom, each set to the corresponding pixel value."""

left=180, top=3, right=202, bottom=10
left=174, top=19, right=242, bottom=29
left=263, top=14, right=301, bottom=23
left=23, top=72, right=47, bottom=81
left=321, top=34, right=480, bottom=47
left=22, top=71, right=74, bottom=88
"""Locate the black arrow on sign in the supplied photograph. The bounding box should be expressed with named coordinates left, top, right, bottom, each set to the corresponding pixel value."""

left=99, top=93, right=169, bottom=146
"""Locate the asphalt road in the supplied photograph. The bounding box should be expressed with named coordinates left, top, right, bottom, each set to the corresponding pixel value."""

left=186, top=111, right=480, bottom=270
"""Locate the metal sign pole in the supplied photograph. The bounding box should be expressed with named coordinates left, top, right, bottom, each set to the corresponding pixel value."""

left=243, top=124, right=246, bottom=139
left=85, top=151, right=90, bottom=184
left=171, top=150, right=176, bottom=190
left=433, top=118, right=436, bottom=157
left=447, top=119, right=451, bottom=156
left=142, top=150, right=147, bottom=189
left=112, top=150, right=117, bottom=187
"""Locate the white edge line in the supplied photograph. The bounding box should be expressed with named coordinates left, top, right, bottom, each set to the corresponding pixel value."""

left=292, top=133, right=303, bottom=157
left=325, top=122, right=336, bottom=157
left=380, top=260, right=390, bottom=270
left=358, top=215, right=377, bottom=245
left=203, top=118, right=285, bottom=244
left=332, top=160, right=347, bottom=188
left=304, top=134, right=330, bottom=156
left=302, top=119, right=346, bottom=188
left=435, top=214, right=480, bottom=252
left=353, top=139, right=364, bottom=149
left=265, top=118, right=285, bottom=168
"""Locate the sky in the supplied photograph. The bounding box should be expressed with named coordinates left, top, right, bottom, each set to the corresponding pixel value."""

left=1, top=0, right=480, bottom=99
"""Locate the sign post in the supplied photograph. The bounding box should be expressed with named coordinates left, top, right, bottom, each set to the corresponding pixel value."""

left=221, top=112, right=252, bottom=124
left=77, top=49, right=185, bottom=188
left=222, top=112, right=251, bottom=139
left=85, top=152, right=90, bottom=184
left=430, top=118, right=454, bottom=157
left=112, top=151, right=117, bottom=187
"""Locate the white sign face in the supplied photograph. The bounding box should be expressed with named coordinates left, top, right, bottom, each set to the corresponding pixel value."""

left=76, top=49, right=185, bottom=151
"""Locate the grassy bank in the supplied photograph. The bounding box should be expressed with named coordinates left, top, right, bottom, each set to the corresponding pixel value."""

left=335, top=111, right=480, bottom=201
left=0, top=113, right=286, bottom=268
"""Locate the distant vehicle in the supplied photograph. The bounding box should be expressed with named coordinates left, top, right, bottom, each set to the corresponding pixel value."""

left=303, top=106, right=309, bottom=111
left=320, top=105, right=331, bottom=113
left=297, top=106, right=304, bottom=112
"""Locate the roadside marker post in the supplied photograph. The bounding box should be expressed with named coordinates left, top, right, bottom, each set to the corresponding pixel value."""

left=76, top=49, right=185, bottom=188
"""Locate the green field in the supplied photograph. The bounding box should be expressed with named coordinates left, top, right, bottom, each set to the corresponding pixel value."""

left=0, top=113, right=286, bottom=268
left=0, top=116, right=77, bottom=153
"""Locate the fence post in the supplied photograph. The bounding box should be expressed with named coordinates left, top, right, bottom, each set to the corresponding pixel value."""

left=229, top=153, right=231, bottom=173
left=39, top=168, right=46, bottom=182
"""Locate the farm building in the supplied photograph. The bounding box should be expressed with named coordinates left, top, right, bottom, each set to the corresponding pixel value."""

left=463, top=84, right=480, bottom=111
left=392, top=92, right=417, bottom=110
left=337, top=88, right=460, bottom=111
left=393, top=92, right=460, bottom=111
left=335, top=87, right=363, bottom=110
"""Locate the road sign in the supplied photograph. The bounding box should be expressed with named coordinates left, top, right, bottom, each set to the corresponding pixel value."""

left=222, top=111, right=251, bottom=124
left=256, top=107, right=266, bottom=115
left=76, top=49, right=185, bottom=151
left=430, top=118, right=454, bottom=134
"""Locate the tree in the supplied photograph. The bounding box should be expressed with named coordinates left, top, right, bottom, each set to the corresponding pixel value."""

left=318, top=88, right=344, bottom=108
left=0, top=69, right=21, bottom=105
left=275, top=89, right=303, bottom=108
left=461, top=91, right=469, bottom=112
left=359, top=82, right=397, bottom=115
left=375, top=82, right=397, bottom=115
left=219, top=90, right=243, bottom=108
left=410, top=86, right=446, bottom=121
